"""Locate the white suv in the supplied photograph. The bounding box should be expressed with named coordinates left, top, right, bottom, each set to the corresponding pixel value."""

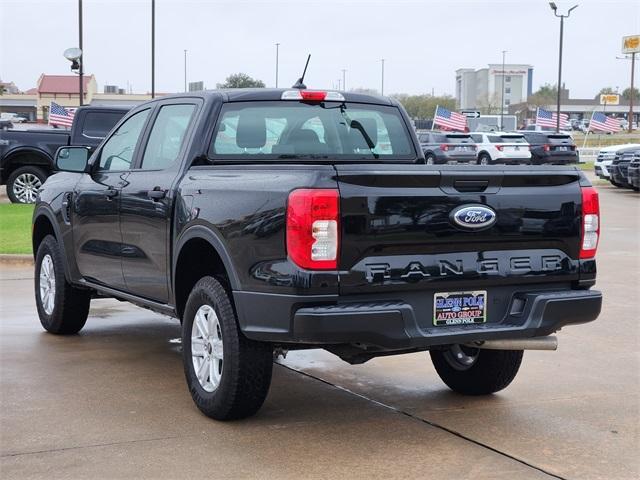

left=470, top=132, right=531, bottom=165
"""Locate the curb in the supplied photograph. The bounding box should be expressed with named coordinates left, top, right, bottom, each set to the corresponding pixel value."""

left=0, top=254, right=34, bottom=266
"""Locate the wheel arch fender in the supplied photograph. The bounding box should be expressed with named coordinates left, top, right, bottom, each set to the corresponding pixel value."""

left=173, top=224, right=241, bottom=318
left=2, top=147, right=54, bottom=178
left=32, top=205, right=73, bottom=282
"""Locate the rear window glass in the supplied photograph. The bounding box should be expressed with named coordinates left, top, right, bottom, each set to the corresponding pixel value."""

left=209, top=101, right=415, bottom=160
left=445, top=134, right=473, bottom=143
left=488, top=135, right=502, bottom=143
left=471, top=134, right=483, bottom=143
left=500, top=135, right=527, bottom=143
left=82, top=111, right=125, bottom=138
left=548, top=135, right=573, bottom=144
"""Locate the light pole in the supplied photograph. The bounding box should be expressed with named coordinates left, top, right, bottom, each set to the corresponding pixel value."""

left=617, top=54, right=637, bottom=133
left=184, top=49, right=187, bottom=92
left=549, top=2, right=578, bottom=132
left=500, top=50, right=506, bottom=130
left=275, top=43, right=280, bottom=88
left=151, top=0, right=155, bottom=98
left=381, top=59, right=385, bottom=95
left=341, top=69, right=346, bottom=91
left=78, top=0, right=83, bottom=105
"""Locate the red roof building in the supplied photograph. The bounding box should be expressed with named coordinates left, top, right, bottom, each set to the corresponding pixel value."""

left=37, top=74, right=95, bottom=94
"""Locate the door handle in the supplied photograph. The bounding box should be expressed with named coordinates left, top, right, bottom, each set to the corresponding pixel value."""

left=147, top=187, right=167, bottom=201
left=104, top=188, right=118, bottom=199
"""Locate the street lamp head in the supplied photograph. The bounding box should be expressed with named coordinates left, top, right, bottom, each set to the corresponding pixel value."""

left=568, top=4, right=579, bottom=14
left=63, top=47, right=82, bottom=62
left=549, top=2, right=557, bottom=11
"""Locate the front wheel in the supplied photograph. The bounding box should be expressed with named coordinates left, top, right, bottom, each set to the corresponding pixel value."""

left=35, top=235, right=91, bottom=334
left=182, top=276, right=273, bottom=420
left=430, top=346, right=523, bottom=395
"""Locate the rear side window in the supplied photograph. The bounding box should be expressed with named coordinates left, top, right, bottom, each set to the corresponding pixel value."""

left=81, top=111, right=125, bottom=138
left=209, top=101, right=415, bottom=160
left=471, top=134, right=483, bottom=143
left=141, top=104, right=196, bottom=170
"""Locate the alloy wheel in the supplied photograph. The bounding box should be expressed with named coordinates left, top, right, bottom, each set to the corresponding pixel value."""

left=191, top=305, right=224, bottom=392
left=39, top=254, right=56, bottom=315
left=13, top=173, right=42, bottom=203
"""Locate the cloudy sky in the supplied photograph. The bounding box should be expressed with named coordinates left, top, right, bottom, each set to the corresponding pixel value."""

left=1, top=0, right=638, bottom=98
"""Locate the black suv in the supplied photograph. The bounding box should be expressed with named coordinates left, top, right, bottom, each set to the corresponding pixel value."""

left=627, top=152, right=640, bottom=191
left=610, top=147, right=640, bottom=189
left=417, top=132, right=477, bottom=164
left=519, top=131, right=578, bottom=165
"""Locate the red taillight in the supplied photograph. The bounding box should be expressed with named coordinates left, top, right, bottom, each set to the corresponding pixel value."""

left=580, top=186, right=600, bottom=259
left=300, top=90, right=327, bottom=101
left=543, top=144, right=551, bottom=152
left=496, top=145, right=504, bottom=151
left=440, top=144, right=449, bottom=151
left=286, top=189, right=339, bottom=270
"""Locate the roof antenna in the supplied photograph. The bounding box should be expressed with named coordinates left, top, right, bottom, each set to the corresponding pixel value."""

left=292, top=54, right=311, bottom=89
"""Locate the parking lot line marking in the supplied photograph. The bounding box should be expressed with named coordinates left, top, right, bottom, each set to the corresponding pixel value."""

left=277, top=363, right=568, bottom=480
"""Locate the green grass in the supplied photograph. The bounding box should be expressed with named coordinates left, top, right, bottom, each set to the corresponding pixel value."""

left=0, top=204, right=34, bottom=254
left=577, top=161, right=594, bottom=171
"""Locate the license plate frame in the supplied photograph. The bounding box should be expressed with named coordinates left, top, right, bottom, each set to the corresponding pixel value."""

left=433, top=290, right=487, bottom=326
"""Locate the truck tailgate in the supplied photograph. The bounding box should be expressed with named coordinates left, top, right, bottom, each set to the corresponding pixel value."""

left=335, top=165, right=584, bottom=295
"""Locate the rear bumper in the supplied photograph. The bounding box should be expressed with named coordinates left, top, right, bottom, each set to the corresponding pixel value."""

left=235, top=288, right=602, bottom=350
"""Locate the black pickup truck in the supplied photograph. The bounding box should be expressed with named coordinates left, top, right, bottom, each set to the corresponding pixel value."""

left=32, top=89, right=602, bottom=420
left=0, top=106, right=127, bottom=203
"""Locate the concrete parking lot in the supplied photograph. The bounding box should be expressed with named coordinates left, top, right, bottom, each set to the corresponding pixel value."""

left=1, top=179, right=638, bottom=479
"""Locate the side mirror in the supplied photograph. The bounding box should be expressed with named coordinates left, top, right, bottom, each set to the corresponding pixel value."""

left=55, top=146, right=90, bottom=172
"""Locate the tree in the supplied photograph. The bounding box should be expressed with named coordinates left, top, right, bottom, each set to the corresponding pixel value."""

left=0, top=84, right=5, bottom=95
left=599, top=87, right=616, bottom=95
left=390, top=93, right=456, bottom=119
left=216, top=73, right=265, bottom=89
left=622, top=87, right=640, bottom=101
left=532, top=83, right=558, bottom=100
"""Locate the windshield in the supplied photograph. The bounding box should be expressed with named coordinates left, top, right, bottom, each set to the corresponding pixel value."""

left=209, top=101, right=415, bottom=161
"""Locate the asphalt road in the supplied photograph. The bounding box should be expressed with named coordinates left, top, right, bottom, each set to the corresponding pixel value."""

left=0, top=180, right=638, bottom=479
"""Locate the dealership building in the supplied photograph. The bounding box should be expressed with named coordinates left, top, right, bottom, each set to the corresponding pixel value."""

left=0, top=75, right=154, bottom=122
left=456, top=64, right=534, bottom=112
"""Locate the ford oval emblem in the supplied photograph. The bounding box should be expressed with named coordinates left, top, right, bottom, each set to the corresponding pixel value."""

left=451, top=205, right=497, bottom=230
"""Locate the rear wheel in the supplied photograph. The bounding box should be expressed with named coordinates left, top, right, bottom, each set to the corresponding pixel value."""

left=35, top=235, right=91, bottom=334
left=182, top=276, right=273, bottom=420
left=7, top=166, right=47, bottom=204
left=430, top=346, right=523, bottom=395
left=425, top=154, right=435, bottom=165
left=479, top=154, right=491, bottom=166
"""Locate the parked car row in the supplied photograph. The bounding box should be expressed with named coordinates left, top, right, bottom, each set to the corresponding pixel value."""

left=594, top=144, right=640, bottom=191
left=417, top=130, right=579, bottom=165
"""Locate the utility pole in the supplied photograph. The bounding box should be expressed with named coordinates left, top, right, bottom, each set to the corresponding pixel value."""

left=550, top=2, right=578, bottom=132
left=151, top=0, right=155, bottom=98
left=184, top=50, right=187, bottom=92
left=630, top=52, right=636, bottom=133
left=275, top=43, right=280, bottom=88
left=78, top=0, right=83, bottom=106
left=381, top=59, right=385, bottom=95
left=500, top=50, right=506, bottom=130
left=341, top=69, right=346, bottom=91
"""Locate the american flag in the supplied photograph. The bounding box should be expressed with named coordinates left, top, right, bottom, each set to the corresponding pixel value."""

left=589, top=112, right=621, bottom=133
left=536, top=108, right=568, bottom=128
left=48, top=102, right=76, bottom=128
left=433, top=106, right=467, bottom=131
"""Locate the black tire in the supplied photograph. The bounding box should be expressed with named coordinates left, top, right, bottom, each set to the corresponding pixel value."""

left=182, top=276, right=273, bottom=420
left=425, top=154, right=436, bottom=165
left=7, top=165, right=48, bottom=204
left=479, top=154, right=491, bottom=166
left=430, top=346, right=523, bottom=395
left=35, top=235, right=91, bottom=334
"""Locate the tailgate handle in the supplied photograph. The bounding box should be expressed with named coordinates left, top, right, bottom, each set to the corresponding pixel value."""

left=453, top=180, right=489, bottom=192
